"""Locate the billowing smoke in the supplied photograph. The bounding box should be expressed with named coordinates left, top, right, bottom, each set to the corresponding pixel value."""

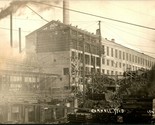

left=0, top=0, right=61, bottom=20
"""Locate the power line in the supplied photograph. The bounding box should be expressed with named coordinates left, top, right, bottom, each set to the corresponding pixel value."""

left=26, top=5, right=49, bottom=23
left=12, top=17, right=44, bottom=22
left=108, top=2, right=155, bottom=18
left=103, top=21, right=154, bottom=42
left=31, top=1, right=155, bottom=31
left=0, top=27, right=30, bottom=33
left=102, top=25, right=155, bottom=55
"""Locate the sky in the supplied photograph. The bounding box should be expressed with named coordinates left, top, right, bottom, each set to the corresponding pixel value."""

left=0, top=0, right=155, bottom=58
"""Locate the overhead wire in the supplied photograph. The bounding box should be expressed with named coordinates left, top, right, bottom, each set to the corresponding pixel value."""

left=103, top=21, right=154, bottom=42
left=79, top=21, right=98, bottom=31
left=25, top=5, right=49, bottom=23
left=30, top=1, right=155, bottom=31
left=102, top=23, right=155, bottom=55
left=0, top=27, right=31, bottom=33
left=108, top=2, right=155, bottom=18
left=24, top=3, right=155, bottom=49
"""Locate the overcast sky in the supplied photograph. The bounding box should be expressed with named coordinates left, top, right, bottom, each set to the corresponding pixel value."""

left=0, top=0, right=155, bottom=58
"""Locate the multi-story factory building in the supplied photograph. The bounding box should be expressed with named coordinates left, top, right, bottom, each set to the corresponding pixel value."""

left=102, top=38, right=155, bottom=76
left=26, top=20, right=155, bottom=90
left=26, top=20, right=104, bottom=90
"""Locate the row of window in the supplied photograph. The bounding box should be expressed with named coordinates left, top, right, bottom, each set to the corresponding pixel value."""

left=102, top=69, right=122, bottom=75
left=1, top=75, right=40, bottom=83
left=102, top=59, right=145, bottom=70
left=71, top=40, right=102, bottom=55
left=71, top=51, right=101, bottom=67
left=106, top=46, right=155, bottom=67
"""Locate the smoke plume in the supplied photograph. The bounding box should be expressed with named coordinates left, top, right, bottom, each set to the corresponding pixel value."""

left=0, top=0, right=61, bottom=20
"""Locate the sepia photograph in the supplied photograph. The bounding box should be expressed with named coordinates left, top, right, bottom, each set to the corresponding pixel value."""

left=0, top=0, right=155, bottom=124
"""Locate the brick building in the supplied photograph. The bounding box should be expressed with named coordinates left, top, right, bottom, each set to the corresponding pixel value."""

left=26, top=20, right=104, bottom=91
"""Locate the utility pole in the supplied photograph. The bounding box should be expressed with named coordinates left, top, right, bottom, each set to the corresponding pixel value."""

left=10, top=13, right=13, bottom=47
left=98, top=21, right=102, bottom=75
left=82, top=36, right=85, bottom=105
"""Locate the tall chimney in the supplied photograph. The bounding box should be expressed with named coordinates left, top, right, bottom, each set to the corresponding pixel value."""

left=10, top=13, right=13, bottom=47
left=63, top=0, right=69, bottom=24
left=19, top=28, right=21, bottom=53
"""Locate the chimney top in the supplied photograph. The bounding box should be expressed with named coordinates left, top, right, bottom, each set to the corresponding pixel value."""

left=63, top=0, right=69, bottom=24
left=111, top=39, right=115, bottom=42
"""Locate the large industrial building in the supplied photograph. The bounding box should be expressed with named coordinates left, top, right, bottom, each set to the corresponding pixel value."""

left=26, top=20, right=155, bottom=91
left=102, top=38, right=155, bottom=76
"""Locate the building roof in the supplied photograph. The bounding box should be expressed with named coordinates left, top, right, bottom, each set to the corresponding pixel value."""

left=26, top=20, right=98, bottom=38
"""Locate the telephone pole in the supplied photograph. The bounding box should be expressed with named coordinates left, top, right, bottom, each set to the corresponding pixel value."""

left=98, top=21, right=102, bottom=75
left=10, top=13, right=13, bottom=47
left=82, top=36, right=85, bottom=105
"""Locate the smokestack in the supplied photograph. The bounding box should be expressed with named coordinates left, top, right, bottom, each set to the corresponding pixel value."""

left=10, top=13, right=13, bottom=47
left=19, top=28, right=21, bottom=53
left=63, top=0, right=69, bottom=24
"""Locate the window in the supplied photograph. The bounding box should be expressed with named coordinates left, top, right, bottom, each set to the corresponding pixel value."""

left=126, top=64, right=128, bottom=69
left=123, top=52, right=125, bottom=60
left=149, top=61, right=151, bottom=67
left=123, top=63, right=125, bottom=68
left=24, top=77, right=30, bottom=82
left=138, top=57, right=140, bottom=64
left=107, top=46, right=109, bottom=56
left=111, top=71, right=114, bottom=75
left=115, top=49, right=118, bottom=58
left=63, top=68, right=69, bottom=75
left=119, top=50, right=121, bottom=59
left=102, top=59, right=105, bottom=64
left=111, top=60, right=114, bottom=67
left=142, top=58, right=144, bottom=65
left=107, top=70, right=109, bottom=75
left=85, top=43, right=90, bottom=53
left=96, top=57, right=100, bottom=66
left=71, top=51, right=76, bottom=59
left=111, top=48, right=113, bottom=57
left=126, top=53, right=128, bottom=61
left=129, top=54, right=131, bottom=62
left=91, top=68, right=95, bottom=74
left=31, top=77, right=36, bottom=82
left=135, top=56, right=137, bottom=63
left=132, top=55, right=134, bottom=63
left=97, top=69, right=100, bottom=73
left=78, top=53, right=82, bottom=62
left=85, top=55, right=90, bottom=65
left=119, top=62, right=122, bottom=68
left=102, top=69, right=105, bottom=74
left=107, top=59, right=109, bottom=66
left=115, top=62, right=118, bottom=68
left=145, top=60, right=147, bottom=66
left=102, top=45, right=105, bottom=54
left=91, top=56, right=95, bottom=66
left=129, top=65, right=131, bottom=69
left=77, top=41, right=83, bottom=51
left=85, top=67, right=89, bottom=74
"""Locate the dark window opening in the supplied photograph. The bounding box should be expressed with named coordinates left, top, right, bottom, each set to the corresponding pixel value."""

left=63, top=68, right=69, bottom=75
